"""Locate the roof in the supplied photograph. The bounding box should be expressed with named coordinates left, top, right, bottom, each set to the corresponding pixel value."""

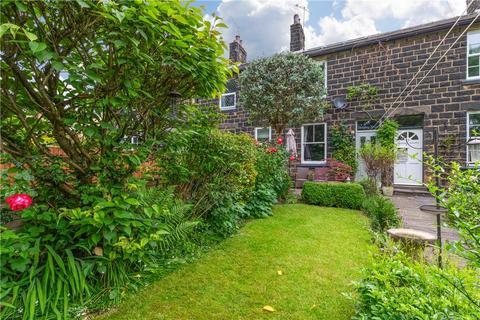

left=303, top=13, right=480, bottom=57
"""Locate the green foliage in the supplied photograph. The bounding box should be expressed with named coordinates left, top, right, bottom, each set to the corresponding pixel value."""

left=0, top=183, right=198, bottom=319
left=0, top=0, right=232, bottom=206
left=361, top=195, right=400, bottom=232
left=244, top=144, right=291, bottom=218
left=358, top=178, right=378, bottom=197
left=359, top=143, right=396, bottom=189
left=157, top=128, right=257, bottom=236
left=238, top=52, right=327, bottom=135
left=346, top=84, right=378, bottom=102
left=377, top=120, right=399, bottom=148
left=425, top=158, right=480, bottom=268
left=377, top=120, right=399, bottom=187
left=353, top=252, right=480, bottom=320
left=330, top=124, right=358, bottom=174
left=301, top=182, right=366, bottom=209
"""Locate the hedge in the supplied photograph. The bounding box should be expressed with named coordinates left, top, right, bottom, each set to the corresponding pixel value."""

left=301, top=182, right=366, bottom=209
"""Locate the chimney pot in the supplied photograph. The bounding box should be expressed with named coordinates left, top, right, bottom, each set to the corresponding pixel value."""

left=294, top=14, right=300, bottom=24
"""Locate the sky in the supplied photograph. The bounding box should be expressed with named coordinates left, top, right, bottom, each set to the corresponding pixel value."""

left=193, top=0, right=467, bottom=60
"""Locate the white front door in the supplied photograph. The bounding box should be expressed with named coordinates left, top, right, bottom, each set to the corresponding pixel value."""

left=356, top=130, right=377, bottom=181
left=394, top=129, right=423, bottom=185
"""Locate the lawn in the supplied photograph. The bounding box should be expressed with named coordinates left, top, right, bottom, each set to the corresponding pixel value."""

left=99, top=204, right=374, bottom=320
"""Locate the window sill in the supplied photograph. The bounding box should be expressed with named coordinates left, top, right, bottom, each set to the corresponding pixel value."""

left=462, top=78, right=480, bottom=85
left=220, top=107, right=236, bottom=112
left=298, top=163, right=327, bottom=168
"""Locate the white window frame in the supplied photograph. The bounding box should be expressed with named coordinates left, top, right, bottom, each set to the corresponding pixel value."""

left=467, top=111, right=480, bottom=165
left=301, top=123, right=327, bottom=164
left=254, top=127, right=272, bottom=142
left=219, top=92, right=236, bottom=111
left=467, top=30, right=480, bottom=80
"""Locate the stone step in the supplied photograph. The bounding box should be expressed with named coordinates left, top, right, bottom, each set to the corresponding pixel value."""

left=394, top=185, right=431, bottom=196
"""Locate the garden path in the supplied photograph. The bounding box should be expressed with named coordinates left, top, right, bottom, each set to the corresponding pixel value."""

left=391, top=195, right=459, bottom=243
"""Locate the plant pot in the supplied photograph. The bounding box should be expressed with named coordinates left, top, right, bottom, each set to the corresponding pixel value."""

left=382, top=186, right=394, bottom=197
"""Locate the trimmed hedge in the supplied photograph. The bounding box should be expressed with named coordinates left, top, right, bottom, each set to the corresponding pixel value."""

left=301, top=182, right=366, bottom=209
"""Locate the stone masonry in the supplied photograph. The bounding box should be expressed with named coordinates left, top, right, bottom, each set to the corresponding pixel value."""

left=219, top=15, right=480, bottom=179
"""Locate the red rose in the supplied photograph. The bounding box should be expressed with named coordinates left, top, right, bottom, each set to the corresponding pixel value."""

left=276, top=137, right=283, bottom=145
left=289, top=154, right=296, bottom=161
left=5, top=194, right=33, bottom=211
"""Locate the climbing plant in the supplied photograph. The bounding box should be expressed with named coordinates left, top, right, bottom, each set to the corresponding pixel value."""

left=377, top=120, right=399, bottom=187
left=330, top=124, right=358, bottom=174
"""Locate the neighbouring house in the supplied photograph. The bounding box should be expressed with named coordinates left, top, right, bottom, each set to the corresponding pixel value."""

left=216, top=1, right=480, bottom=191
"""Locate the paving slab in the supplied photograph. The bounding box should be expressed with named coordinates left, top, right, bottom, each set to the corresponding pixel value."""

left=391, top=194, right=459, bottom=243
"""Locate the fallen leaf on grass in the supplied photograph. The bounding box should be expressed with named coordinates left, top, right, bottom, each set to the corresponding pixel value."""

left=262, top=305, right=276, bottom=312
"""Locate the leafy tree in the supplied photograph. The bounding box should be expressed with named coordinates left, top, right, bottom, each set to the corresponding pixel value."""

left=0, top=0, right=231, bottom=206
left=238, top=52, right=327, bottom=137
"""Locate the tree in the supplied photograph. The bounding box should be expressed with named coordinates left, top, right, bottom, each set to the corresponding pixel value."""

left=0, top=0, right=231, bottom=206
left=377, top=120, right=399, bottom=187
left=238, top=52, right=327, bottom=137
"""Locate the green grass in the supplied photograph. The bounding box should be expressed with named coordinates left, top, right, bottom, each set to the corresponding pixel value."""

left=99, top=204, right=374, bottom=320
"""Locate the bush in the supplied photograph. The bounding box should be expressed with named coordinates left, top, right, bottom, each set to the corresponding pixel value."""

left=301, top=182, right=366, bottom=209
left=0, top=183, right=198, bottom=319
left=361, top=195, right=400, bottom=232
left=358, top=178, right=378, bottom=197
left=353, top=253, right=480, bottom=320
left=243, top=143, right=291, bottom=218
left=157, top=128, right=257, bottom=237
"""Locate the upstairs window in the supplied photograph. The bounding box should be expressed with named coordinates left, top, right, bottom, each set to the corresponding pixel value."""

left=220, top=92, right=236, bottom=110
left=220, top=79, right=238, bottom=111
left=467, top=112, right=480, bottom=164
left=317, top=60, right=327, bottom=94
left=255, top=127, right=271, bottom=142
left=467, top=30, right=480, bottom=79
left=301, top=123, right=327, bottom=164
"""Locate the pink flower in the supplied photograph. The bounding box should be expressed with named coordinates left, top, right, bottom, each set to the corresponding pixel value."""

left=276, top=137, right=283, bottom=145
left=289, top=154, right=296, bottom=161
left=5, top=194, right=33, bottom=211
left=266, top=147, right=278, bottom=153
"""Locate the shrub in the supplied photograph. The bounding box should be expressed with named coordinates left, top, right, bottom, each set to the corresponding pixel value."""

left=301, top=182, right=366, bottom=209
left=330, top=124, right=358, bottom=174
left=361, top=195, right=400, bottom=232
left=326, top=158, right=353, bottom=181
left=353, top=253, right=480, bottom=320
left=0, top=183, right=198, bottom=319
left=157, top=128, right=257, bottom=236
left=358, top=178, right=378, bottom=197
left=426, top=158, right=480, bottom=268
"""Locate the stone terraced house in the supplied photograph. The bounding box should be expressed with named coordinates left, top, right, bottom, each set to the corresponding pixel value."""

left=216, top=1, right=480, bottom=192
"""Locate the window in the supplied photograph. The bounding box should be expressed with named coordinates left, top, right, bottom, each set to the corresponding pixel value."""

left=467, top=112, right=480, bottom=164
left=220, top=79, right=238, bottom=111
left=255, top=127, right=271, bottom=142
left=220, top=92, right=236, bottom=110
left=318, top=60, right=327, bottom=93
left=467, top=30, right=480, bottom=79
left=301, top=123, right=327, bottom=164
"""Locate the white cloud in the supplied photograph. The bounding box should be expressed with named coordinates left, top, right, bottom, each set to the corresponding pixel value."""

left=210, top=0, right=467, bottom=58
left=214, top=0, right=308, bottom=59
left=304, top=0, right=465, bottom=50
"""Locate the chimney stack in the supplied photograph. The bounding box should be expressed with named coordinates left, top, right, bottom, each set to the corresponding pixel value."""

left=467, top=0, right=480, bottom=13
left=229, top=35, right=247, bottom=63
left=290, top=14, right=305, bottom=52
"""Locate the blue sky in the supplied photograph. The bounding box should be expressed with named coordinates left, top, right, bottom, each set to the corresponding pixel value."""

left=192, top=0, right=466, bottom=59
